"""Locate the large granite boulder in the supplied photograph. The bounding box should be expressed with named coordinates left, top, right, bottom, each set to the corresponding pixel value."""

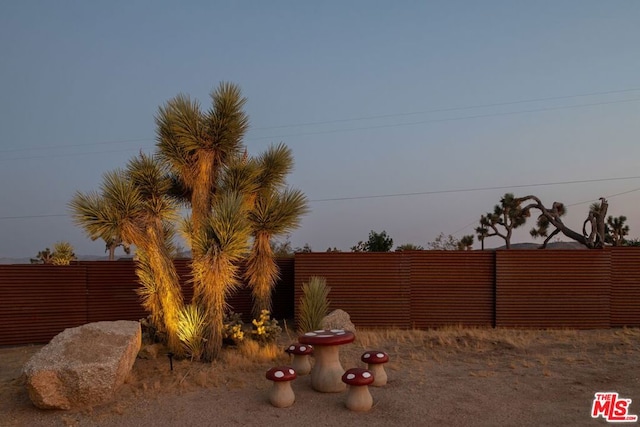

left=23, top=320, right=141, bottom=410
left=321, top=309, right=356, bottom=333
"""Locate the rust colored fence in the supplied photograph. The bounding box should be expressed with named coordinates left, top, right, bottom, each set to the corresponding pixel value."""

left=294, top=253, right=412, bottom=328
left=410, top=251, right=495, bottom=328
left=0, top=258, right=294, bottom=346
left=0, top=265, right=88, bottom=345
left=495, top=250, right=611, bottom=328
left=610, top=248, right=640, bottom=327
left=1, top=248, right=639, bottom=345
left=294, top=248, right=640, bottom=330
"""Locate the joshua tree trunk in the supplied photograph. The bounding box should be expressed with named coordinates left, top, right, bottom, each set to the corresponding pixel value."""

left=246, top=231, right=280, bottom=319
left=520, top=195, right=608, bottom=249
left=139, top=224, right=185, bottom=356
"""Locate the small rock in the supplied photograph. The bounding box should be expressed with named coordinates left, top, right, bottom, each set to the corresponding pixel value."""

left=321, top=309, right=356, bottom=333
left=138, top=343, right=163, bottom=360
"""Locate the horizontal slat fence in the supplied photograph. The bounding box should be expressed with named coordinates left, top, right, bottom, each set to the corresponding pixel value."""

left=0, top=265, right=87, bottom=345
left=1, top=248, right=638, bottom=345
left=495, top=250, right=611, bottom=328
left=410, top=251, right=495, bottom=328
left=0, top=258, right=294, bottom=345
left=294, top=253, right=412, bottom=328
left=610, top=248, right=640, bottom=327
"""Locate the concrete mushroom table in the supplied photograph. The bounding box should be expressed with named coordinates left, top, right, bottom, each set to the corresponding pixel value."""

left=298, top=329, right=355, bottom=392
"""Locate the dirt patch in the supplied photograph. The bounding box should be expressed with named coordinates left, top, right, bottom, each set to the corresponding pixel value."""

left=1, top=328, right=639, bottom=426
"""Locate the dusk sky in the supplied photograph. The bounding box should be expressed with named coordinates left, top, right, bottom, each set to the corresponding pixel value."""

left=1, top=1, right=639, bottom=259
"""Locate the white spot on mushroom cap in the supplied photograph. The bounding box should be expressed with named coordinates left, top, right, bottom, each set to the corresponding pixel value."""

left=376, top=353, right=385, bottom=358
left=330, top=329, right=343, bottom=333
left=288, top=369, right=295, bottom=375
left=362, top=372, right=372, bottom=379
left=300, top=346, right=307, bottom=352
left=274, top=371, right=285, bottom=378
left=317, top=334, right=333, bottom=338
left=305, top=332, right=317, bottom=336
left=288, top=345, right=296, bottom=351
left=363, top=353, right=370, bottom=359
left=346, top=373, right=356, bottom=380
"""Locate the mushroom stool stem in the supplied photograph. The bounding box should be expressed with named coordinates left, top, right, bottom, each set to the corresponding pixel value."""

left=270, top=381, right=295, bottom=408
left=342, top=368, right=374, bottom=412
left=285, top=344, right=313, bottom=376
left=266, top=367, right=297, bottom=408
left=311, top=345, right=346, bottom=392
left=361, top=351, right=389, bottom=387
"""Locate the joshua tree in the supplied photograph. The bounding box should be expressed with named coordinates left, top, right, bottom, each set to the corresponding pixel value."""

left=70, top=153, right=185, bottom=355
left=105, top=237, right=130, bottom=261
left=457, top=235, right=474, bottom=251
left=475, top=193, right=528, bottom=249
left=71, top=82, right=307, bottom=360
left=31, top=248, right=53, bottom=264
left=605, top=215, right=629, bottom=246
left=519, top=195, right=609, bottom=249
left=155, top=82, right=248, bottom=247
left=230, top=144, right=308, bottom=318
left=51, top=241, right=77, bottom=265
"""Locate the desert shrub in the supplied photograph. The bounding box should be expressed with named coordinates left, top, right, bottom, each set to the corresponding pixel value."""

left=297, top=276, right=330, bottom=333
left=177, top=304, right=206, bottom=361
left=222, top=311, right=245, bottom=345
left=250, top=310, right=282, bottom=344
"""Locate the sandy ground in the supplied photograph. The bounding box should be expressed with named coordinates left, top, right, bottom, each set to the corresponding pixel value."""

left=1, top=327, right=639, bottom=427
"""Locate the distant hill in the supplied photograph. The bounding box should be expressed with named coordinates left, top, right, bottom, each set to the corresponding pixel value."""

left=496, top=241, right=586, bottom=250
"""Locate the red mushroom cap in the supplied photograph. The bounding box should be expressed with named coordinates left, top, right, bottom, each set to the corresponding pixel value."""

left=266, top=366, right=297, bottom=382
left=361, top=350, right=389, bottom=364
left=285, top=343, right=313, bottom=355
left=342, top=368, right=374, bottom=386
left=299, top=329, right=355, bottom=346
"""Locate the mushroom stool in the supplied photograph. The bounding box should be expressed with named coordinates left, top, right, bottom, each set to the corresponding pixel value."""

left=341, top=368, right=374, bottom=412
left=285, top=343, right=313, bottom=375
left=361, top=350, right=389, bottom=386
left=265, top=366, right=297, bottom=408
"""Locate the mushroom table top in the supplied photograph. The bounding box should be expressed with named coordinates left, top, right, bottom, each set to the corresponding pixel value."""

left=298, top=329, right=355, bottom=346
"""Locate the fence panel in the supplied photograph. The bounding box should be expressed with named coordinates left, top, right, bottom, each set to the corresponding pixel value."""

left=294, top=253, right=411, bottom=328
left=85, top=261, right=146, bottom=322
left=496, top=250, right=611, bottom=328
left=410, top=251, right=495, bottom=327
left=610, top=247, right=640, bottom=327
left=0, top=265, right=87, bottom=345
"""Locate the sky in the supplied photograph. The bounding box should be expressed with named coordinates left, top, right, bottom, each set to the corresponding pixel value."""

left=1, top=1, right=639, bottom=259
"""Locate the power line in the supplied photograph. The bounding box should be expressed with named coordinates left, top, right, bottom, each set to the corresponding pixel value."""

left=4, top=175, right=640, bottom=221
left=252, top=87, right=640, bottom=131
left=309, top=175, right=640, bottom=203
left=0, top=137, right=152, bottom=154
left=246, top=97, right=640, bottom=141
left=2, top=87, right=640, bottom=158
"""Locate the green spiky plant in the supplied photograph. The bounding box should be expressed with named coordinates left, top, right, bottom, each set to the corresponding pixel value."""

left=297, top=276, right=331, bottom=333
left=177, top=304, right=207, bottom=361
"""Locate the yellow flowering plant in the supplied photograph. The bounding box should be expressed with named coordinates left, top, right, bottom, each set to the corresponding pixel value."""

left=251, top=310, right=282, bottom=344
